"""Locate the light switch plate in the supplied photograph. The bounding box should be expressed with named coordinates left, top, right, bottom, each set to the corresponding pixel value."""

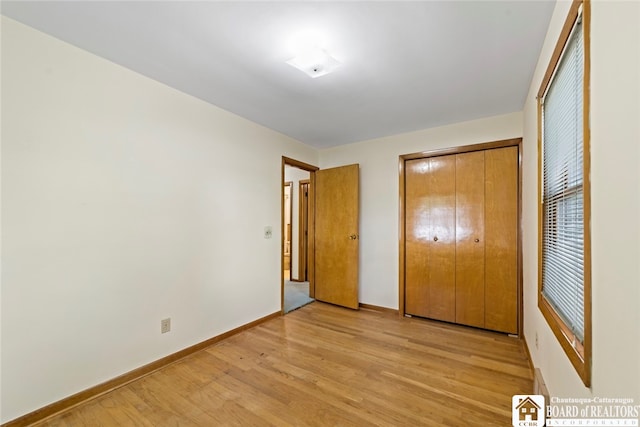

left=264, top=226, right=273, bottom=239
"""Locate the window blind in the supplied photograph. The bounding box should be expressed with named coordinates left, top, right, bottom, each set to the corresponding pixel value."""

left=541, top=14, right=584, bottom=343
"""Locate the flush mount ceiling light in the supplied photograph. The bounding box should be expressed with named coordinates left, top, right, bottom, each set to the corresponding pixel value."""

left=286, top=47, right=341, bottom=78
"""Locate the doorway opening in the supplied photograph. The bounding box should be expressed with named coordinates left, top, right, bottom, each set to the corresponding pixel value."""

left=281, top=157, right=360, bottom=313
left=283, top=181, right=292, bottom=281
left=282, top=158, right=317, bottom=314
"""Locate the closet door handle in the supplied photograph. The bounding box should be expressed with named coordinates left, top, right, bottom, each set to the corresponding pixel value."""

left=474, top=238, right=480, bottom=243
left=433, top=236, right=438, bottom=242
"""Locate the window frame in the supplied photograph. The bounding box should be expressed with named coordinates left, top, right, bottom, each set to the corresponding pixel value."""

left=537, top=0, right=591, bottom=387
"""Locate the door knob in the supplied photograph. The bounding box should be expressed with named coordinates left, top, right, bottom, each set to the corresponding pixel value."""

left=349, top=234, right=358, bottom=240
left=474, top=238, right=480, bottom=243
left=433, top=236, right=438, bottom=242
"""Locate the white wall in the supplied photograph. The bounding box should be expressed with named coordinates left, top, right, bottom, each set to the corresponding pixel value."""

left=284, top=166, right=311, bottom=280
left=522, top=0, right=640, bottom=400
left=0, top=17, right=317, bottom=423
left=319, top=112, right=522, bottom=309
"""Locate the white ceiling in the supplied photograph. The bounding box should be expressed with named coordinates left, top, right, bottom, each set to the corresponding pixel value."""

left=2, top=1, right=555, bottom=149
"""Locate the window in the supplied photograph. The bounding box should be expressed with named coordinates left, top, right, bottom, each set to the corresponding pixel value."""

left=537, top=0, right=591, bottom=386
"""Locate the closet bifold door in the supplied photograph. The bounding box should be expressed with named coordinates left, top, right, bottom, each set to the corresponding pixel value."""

left=455, top=151, right=486, bottom=328
left=403, top=143, right=518, bottom=334
left=484, top=146, right=518, bottom=334
left=405, top=156, right=456, bottom=322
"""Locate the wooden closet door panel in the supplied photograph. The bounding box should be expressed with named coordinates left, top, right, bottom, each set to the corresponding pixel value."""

left=484, top=147, right=518, bottom=333
left=455, top=151, right=485, bottom=328
left=427, top=156, right=456, bottom=322
left=405, top=156, right=456, bottom=322
left=405, top=158, right=431, bottom=318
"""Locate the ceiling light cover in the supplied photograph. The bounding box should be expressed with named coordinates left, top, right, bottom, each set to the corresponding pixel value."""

left=286, top=47, right=341, bottom=78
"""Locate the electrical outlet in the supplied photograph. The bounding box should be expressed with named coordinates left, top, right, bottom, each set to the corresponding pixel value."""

left=535, top=332, right=539, bottom=349
left=161, top=318, right=171, bottom=334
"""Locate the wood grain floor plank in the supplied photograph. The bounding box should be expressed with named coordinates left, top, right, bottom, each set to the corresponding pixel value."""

left=33, top=302, right=532, bottom=426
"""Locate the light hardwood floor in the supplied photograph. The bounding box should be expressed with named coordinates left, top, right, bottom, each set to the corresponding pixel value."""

left=34, top=302, right=532, bottom=426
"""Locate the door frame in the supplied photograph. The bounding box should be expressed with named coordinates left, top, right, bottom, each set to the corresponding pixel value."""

left=282, top=157, right=319, bottom=313
left=398, top=138, right=523, bottom=335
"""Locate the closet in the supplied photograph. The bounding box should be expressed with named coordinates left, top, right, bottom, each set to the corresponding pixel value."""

left=403, top=144, right=519, bottom=334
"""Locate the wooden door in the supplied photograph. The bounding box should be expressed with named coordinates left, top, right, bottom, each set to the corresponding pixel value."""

left=401, top=141, right=520, bottom=334
left=315, top=164, right=359, bottom=309
left=455, top=151, right=485, bottom=328
left=484, top=147, right=518, bottom=333
left=298, top=180, right=310, bottom=282
left=405, top=156, right=456, bottom=322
